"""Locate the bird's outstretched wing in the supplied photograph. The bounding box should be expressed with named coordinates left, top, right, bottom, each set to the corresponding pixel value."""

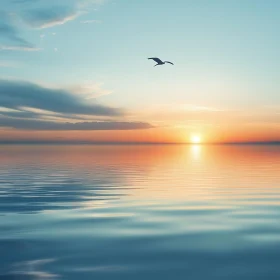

left=148, top=57, right=163, bottom=64
left=164, top=61, right=174, bottom=65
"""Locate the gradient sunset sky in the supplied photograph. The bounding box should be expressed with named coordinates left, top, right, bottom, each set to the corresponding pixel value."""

left=0, top=0, right=279, bottom=144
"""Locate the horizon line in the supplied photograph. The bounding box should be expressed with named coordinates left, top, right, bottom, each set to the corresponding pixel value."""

left=0, top=140, right=279, bottom=145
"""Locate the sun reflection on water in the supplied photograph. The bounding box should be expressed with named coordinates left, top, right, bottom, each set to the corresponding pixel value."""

left=191, top=144, right=202, bottom=161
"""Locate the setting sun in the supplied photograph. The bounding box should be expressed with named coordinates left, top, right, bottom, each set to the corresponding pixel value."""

left=190, top=135, right=201, bottom=144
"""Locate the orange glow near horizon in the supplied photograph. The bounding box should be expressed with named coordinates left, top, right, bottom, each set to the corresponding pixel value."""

left=0, top=122, right=279, bottom=144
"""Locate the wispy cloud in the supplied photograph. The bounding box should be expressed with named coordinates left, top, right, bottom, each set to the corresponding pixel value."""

left=0, top=12, right=36, bottom=49
left=152, top=103, right=223, bottom=112
left=22, top=7, right=83, bottom=29
left=0, top=45, right=41, bottom=51
left=67, top=82, right=113, bottom=99
left=0, top=0, right=108, bottom=54
left=0, top=21, right=28, bottom=46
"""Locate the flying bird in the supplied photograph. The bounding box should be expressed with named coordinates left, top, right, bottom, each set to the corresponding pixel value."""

left=148, top=57, right=174, bottom=67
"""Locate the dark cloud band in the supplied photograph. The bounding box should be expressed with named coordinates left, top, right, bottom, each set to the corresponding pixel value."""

left=0, top=79, right=122, bottom=116
left=0, top=79, right=154, bottom=131
left=0, top=117, right=153, bottom=130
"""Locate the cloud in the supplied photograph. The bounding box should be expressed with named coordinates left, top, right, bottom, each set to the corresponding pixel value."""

left=0, top=21, right=28, bottom=46
left=22, top=7, right=82, bottom=29
left=154, top=103, right=223, bottom=112
left=0, top=79, right=122, bottom=116
left=0, top=117, right=153, bottom=130
left=0, top=80, right=154, bottom=131
left=0, top=45, right=41, bottom=51
left=0, top=108, right=38, bottom=119
left=67, top=82, right=112, bottom=99
left=0, top=106, right=91, bottom=122
left=0, top=12, right=35, bottom=49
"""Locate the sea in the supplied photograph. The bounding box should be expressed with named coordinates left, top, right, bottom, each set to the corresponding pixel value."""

left=0, top=144, right=279, bottom=279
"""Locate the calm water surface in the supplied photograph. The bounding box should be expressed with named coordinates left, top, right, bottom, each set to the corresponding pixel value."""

left=0, top=145, right=279, bottom=279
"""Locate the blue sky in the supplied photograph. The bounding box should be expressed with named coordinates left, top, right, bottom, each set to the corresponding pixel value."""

left=0, top=0, right=279, bottom=143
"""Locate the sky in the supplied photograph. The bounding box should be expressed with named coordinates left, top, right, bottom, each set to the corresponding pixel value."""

left=0, top=0, right=279, bottom=144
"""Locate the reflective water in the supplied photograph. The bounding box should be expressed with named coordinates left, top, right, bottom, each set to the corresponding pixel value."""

left=0, top=145, right=279, bottom=279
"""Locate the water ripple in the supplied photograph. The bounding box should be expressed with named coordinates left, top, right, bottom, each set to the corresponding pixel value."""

left=0, top=145, right=280, bottom=279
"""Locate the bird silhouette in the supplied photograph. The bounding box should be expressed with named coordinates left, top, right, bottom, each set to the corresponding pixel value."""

left=148, top=57, right=174, bottom=67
